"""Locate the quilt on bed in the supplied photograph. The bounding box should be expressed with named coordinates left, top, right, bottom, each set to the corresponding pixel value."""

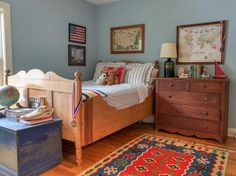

left=82, top=81, right=149, bottom=110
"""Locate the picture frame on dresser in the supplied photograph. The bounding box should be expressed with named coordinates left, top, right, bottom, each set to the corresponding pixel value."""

left=177, top=21, right=226, bottom=64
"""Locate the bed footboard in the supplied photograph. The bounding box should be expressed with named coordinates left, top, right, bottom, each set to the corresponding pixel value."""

left=7, top=69, right=83, bottom=163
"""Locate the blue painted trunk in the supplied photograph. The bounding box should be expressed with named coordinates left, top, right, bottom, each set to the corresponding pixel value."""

left=0, top=118, right=63, bottom=176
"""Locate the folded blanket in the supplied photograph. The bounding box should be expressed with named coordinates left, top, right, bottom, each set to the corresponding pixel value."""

left=82, top=89, right=107, bottom=101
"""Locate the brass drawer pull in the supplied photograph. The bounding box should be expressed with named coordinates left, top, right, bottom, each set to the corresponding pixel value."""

left=167, top=107, right=171, bottom=111
left=168, top=95, right=172, bottom=98
left=170, top=83, right=175, bottom=87
left=204, top=112, right=208, bottom=116
left=204, top=97, right=209, bottom=101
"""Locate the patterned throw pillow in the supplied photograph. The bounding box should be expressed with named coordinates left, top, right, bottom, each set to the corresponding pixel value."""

left=107, top=67, right=127, bottom=83
left=93, top=62, right=126, bottom=81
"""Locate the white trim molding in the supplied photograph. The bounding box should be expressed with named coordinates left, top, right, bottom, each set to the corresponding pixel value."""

left=228, top=128, right=236, bottom=138
left=0, top=1, right=13, bottom=84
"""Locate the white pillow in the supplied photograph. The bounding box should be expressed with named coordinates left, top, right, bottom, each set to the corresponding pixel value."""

left=93, top=62, right=126, bottom=81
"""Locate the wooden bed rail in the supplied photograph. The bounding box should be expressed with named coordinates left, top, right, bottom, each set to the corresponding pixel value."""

left=7, top=69, right=83, bottom=163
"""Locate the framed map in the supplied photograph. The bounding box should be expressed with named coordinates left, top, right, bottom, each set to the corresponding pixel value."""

left=177, top=21, right=226, bottom=64
left=110, top=24, right=145, bottom=54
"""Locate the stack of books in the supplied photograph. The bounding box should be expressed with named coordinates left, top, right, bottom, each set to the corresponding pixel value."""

left=6, top=108, right=34, bottom=121
left=20, top=106, right=54, bottom=125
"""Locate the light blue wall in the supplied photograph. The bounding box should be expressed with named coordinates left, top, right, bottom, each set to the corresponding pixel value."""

left=96, top=0, right=236, bottom=128
left=9, top=0, right=97, bottom=80
left=3, top=0, right=236, bottom=128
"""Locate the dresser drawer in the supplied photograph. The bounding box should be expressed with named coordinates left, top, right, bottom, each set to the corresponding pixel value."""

left=158, top=80, right=187, bottom=91
left=157, top=115, right=220, bottom=134
left=159, top=91, right=220, bottom=107
left=159, top=104, right=220, bottom=121
left=190, top=82, right=221, bottom=93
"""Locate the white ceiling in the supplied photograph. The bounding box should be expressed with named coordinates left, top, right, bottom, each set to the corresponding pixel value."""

left=86, top=0, right=120, bottom=5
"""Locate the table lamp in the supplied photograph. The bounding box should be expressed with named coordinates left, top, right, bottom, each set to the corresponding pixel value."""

left=160, top=43, right=177, bottom=77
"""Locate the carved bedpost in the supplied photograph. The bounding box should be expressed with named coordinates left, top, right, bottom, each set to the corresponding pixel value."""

left=73, top=72, right=83, bottom=164
left=4, top=69, right=11, bottom=85
left=154, top=60, right=160, bottom=77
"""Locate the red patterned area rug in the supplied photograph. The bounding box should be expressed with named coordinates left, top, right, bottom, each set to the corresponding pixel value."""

left=79, top=134, right=229, bottom=176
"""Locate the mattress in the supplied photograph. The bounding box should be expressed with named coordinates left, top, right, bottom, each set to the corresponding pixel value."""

left=82, top=81, right=149, bottom=109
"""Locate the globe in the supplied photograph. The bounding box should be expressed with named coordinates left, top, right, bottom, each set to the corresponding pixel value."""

left=0, top=85, right=20, bottom=107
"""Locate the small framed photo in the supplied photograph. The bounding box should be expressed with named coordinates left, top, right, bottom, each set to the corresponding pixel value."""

left=68, top=45, right=86, bottom=66
left=110, top=24, right=145, bottom=54
left=177, top=21, right=226, bottom=64
left=69, top=23, right=86, bottom=44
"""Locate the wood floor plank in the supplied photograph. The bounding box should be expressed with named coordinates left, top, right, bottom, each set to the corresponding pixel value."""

left=42, top=123, right=236, bottom=176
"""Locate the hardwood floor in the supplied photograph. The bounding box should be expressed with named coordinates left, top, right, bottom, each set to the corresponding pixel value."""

left=42, top=123, right=236, bottom=176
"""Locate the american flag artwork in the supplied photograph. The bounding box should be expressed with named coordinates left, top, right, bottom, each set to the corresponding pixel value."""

left=69, top=23, right=86, bottom=44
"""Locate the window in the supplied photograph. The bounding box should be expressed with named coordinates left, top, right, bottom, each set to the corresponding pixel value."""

left=0, top=1, right=12, bottom=85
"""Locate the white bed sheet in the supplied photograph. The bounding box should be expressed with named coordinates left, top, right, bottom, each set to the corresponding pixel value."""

left=82, top=81, right=149, bottom=109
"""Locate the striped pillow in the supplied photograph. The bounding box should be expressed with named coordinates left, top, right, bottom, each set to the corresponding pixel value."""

left=147, top=67, right=159, bottom=85
left=145, top=65, right=159, bottom=85
left=125, top=63, right=152, bottom=85
left=93, top=62, right=126, bottom=81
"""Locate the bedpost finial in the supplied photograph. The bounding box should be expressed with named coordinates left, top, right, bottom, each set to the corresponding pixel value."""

left=74, top=72, right=81, bottom=80
left=154, top=60, right=160, bottom=69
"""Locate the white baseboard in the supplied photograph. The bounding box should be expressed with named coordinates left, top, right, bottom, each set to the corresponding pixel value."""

left=228, top=128, right=236, bottom=137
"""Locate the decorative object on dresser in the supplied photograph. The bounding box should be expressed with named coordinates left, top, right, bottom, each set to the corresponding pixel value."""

left=214, top=62, right=228, bottom=79
left=69, top=23, right=86, bottom=44
left=68, top=44, right=86, bottom=66
left=160, top=43, right=177, bottom=77
left=110, top=24, right=145, bottom=54
left=155, top=78, right=229, bottom=143
left=177, top=21, right=226, bottom=64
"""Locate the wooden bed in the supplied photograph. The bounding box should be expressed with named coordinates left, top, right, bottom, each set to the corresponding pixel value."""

left=7, top=61, right=159, bottom=164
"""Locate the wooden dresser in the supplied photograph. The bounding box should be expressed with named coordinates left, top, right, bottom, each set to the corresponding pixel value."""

left=155, top=78, right=229, bottom=142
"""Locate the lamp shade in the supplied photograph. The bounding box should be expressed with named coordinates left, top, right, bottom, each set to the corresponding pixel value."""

left=160, top=43, right=177, bottom=58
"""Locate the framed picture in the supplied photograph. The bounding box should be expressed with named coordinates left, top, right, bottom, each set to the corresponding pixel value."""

left=69, top=23, right=86, bottom=44
left=177, top=21, right=226, bottom=64
left=110, top=24, right=145, bottom=54
left=68, top=45, right=86, bottom=66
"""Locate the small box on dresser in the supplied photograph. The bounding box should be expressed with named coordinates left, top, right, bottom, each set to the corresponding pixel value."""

left=155, top=78, right=229, bottom=143
left=0, top=118, right=63, bottom=176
